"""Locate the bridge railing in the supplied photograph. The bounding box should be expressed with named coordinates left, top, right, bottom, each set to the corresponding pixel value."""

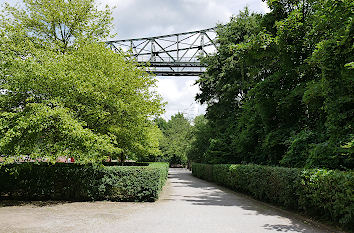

left=106, top=27, right=218, bottom=76
left=135, top=57, right=200, bottom=63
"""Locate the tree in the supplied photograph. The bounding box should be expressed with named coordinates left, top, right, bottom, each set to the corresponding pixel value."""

left=187, top=115, right=213, bottom=163
left=1, top=0, right=113, bottom=53
left=157, top=113, right=192, bottom=165
left=193, top=0, right=353, bottom=169
left=0, top=0, right=164, bottom=164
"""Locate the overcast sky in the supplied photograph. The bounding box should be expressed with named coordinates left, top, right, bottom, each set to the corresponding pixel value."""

left=1, top=0, right=270, bottom=120
left=104, top=0, right=270, bottom=120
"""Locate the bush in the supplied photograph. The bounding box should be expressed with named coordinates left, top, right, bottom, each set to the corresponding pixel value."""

left=192, top=163, right=354, bottom=227
left=298, top=169, right=354, bottom=226
left=0, top=162, right=168, bottom=202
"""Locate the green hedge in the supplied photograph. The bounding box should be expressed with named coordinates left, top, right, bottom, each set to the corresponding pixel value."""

left=0, top=162, right=168, bottom=202
left=192, top=163, right=354, bottom=227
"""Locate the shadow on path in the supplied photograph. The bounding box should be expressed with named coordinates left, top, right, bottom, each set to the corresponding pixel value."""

left=165, top=168, right=340, bottom=233
left=0, top=200, right=72, bottom=207
left=262, top=224, right=309, bottom=233
left=168, top=169, right=272, bottom=209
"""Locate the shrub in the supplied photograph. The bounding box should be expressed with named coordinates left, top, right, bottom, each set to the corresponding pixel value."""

left=298, top=169, right=354, bottom=226
left=0, top=162, right=168, bottom=202
left=192, top=163, right=354, bottom=227
left=191, top=163, right=213, bottom=181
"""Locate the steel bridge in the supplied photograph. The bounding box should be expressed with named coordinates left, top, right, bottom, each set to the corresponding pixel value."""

left=106, top=27, right=217, bottom=76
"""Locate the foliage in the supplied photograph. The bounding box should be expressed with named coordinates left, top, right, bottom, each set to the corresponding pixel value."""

left=156, top=113, right=192, bottom=165
left=192, top=163, right=354, bottom=227
left=193, top=0, right=354, bottom=169
left=0, top=162, right=168, bottom=202
left=0, top=0, right=164, bottom=164
left=298, top=169, right=354, bottom=226
left=187, top=115, right=213, bottom=163
left=148, top=162, right=169, bottom=193
left=0, top=0, right=113, bottom=52
left=280, top=129, right=315, bottom=167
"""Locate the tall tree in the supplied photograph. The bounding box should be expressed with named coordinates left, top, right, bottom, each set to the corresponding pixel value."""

left=187, top=115, right=213, bottom=163
left=0, top=0, right=164, bottom=164
left=194, top=0, right=353, bottom=169
left=1, top=0, right=113, bottom=53
left=157, top=113, right=192, bottom=165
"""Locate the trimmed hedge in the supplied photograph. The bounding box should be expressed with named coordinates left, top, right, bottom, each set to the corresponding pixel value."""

left=192, top=163, right=354, bottom=227
left=0, top=162, right=168, bottom=202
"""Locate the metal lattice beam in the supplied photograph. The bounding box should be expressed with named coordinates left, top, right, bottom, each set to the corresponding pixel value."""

left=106, top=27, right=217, bottom=76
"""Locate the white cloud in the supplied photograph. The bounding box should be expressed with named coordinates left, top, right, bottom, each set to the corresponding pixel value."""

left=155, top=77, right=206, bottom=120
left=97, top=0, right=269, bottom=39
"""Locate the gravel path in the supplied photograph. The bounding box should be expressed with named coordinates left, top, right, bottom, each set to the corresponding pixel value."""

left=0, top=168, right=343, bottom=233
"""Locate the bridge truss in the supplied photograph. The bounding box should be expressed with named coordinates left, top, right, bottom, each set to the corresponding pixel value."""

left=106, top=27, right=217, bottom=76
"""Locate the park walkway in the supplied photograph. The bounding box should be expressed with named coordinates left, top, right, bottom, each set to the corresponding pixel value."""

left=0, top=169, right=342, bottom=233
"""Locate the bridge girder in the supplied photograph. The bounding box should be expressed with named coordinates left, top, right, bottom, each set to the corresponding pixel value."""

left=106, top=27, right=217, bottom=76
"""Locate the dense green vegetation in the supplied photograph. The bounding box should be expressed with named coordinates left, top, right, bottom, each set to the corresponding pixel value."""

left=189, top=2, right=354, bottom=226
left=192, top=163, right=354, bottom=227
left=155, top=113, right=192, bottom=165
left=0, top=0, right=164, bottom=164
left=191, top=0, right=353, bottom=169
left=0, top=162, right=168, bottom=201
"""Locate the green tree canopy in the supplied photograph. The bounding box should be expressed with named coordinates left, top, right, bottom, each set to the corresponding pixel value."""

left=1, top=0, right=113, bottom=53
left=0, top=0, right=164, bottom=164
left=193, top=0, right=353, bottom=169
left=156, top=113, right=192, bottom=165
left=187, top=115, right=213, bottom=163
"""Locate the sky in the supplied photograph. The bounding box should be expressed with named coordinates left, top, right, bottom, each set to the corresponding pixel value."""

left=1, top=0, right=270, bottom=120
left=101, top=0, right=270, bottom=120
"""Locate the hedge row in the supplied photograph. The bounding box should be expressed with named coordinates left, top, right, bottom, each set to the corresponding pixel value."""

left=192, top=163, right=354, bottom=227
left=0, top=162, right=168, bottom=202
